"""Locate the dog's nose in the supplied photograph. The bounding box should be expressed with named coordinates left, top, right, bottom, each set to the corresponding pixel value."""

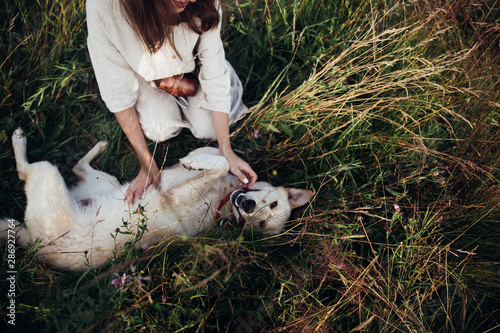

left=241, top=199, right=256, bottom=213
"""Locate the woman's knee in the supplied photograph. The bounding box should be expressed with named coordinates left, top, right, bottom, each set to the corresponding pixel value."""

left=190, top=123, right=216, bottom=139
left=140, top=121, right=183, bottom=142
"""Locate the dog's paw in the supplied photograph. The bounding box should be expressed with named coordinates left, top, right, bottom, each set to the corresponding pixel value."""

left=13, top=127, right=25, bottom=140
left=180, top=157, right=195, bottom=170
left=94, top=141, right=108, bottom=153
left=180, top=153, right=229, bottom=171
left=12, top=128, right=27, bottom=146
left=180, top=155, right=203, bottom=170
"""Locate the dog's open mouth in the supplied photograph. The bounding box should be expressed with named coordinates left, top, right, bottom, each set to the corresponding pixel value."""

left=230, top=188, right=256, bottom=214
left=230, top=189, right=246, bottom=208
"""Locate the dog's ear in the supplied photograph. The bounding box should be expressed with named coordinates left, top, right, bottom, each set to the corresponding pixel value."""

left=286, top=188, right=314, bottom=209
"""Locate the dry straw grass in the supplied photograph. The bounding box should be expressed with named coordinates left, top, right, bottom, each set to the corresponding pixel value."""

left=241, top=20, right=474, bottom=162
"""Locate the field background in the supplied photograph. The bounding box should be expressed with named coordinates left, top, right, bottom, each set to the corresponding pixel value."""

left=1, top=0, right=499, bottom=332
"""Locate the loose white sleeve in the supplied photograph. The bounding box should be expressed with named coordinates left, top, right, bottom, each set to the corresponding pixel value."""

left=86, top=0, right=139, bottom=113
left=196, top=11, right=232, bottom=114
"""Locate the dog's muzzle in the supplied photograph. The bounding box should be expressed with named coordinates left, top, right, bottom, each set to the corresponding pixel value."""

left=217, top=187, right=255, bottom=229
left=230, top=188, right=255, bottom=214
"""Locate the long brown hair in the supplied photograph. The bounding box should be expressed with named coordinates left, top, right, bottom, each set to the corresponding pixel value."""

left=119, top=0, right=220, bottom=54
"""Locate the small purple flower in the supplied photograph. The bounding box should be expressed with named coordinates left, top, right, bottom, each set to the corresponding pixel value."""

left=394, top=204, right=400, bottom=213
left=141, top=243, right=149, bottom=251
left=111, top=273, right=128, bottom=290
left=338, top=262, right=346, bottom=269
left=252, top=129, right=260, bottom=139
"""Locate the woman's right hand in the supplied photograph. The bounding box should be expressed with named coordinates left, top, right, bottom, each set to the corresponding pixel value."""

left=114, top=106, right=162, bottom=205
left=125, top=163, right=161, bottom=205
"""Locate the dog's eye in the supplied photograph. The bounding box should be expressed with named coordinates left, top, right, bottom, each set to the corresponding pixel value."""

left=270, top=201, right=278, bottom=209
left=259, top=221, right=266, bottom=229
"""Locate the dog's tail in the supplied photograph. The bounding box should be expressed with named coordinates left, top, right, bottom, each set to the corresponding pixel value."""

left=0, top=218, right=31, bottom=247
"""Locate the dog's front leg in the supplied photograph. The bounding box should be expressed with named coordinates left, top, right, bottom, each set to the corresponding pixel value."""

left=72, top=141, right=108, bottom=181
left=70, top=141, right=122, bottom=198
left=159, top=150, right=230, bottom=210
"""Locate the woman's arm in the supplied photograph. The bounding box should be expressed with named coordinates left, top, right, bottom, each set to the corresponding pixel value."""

left=211, top=111, right=257, bottom=187
left=114, top=107, right=161, bottom=204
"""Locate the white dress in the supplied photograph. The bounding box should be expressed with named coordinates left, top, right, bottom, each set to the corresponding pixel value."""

left=86, top=0, right=246, bottom=141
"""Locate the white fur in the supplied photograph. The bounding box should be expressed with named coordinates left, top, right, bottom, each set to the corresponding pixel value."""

left=6, top=128, right=313, bottom=271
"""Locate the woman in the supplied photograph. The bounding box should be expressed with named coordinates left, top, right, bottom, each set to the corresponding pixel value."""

left=86, top=0, right=257, bottom=204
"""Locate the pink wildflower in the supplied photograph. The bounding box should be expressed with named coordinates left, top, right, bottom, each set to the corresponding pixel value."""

left=394, top=204, right=400, bottom=213
left=252, top=129, right=259, bottom=139
left=338, top=262, right=346, bottom=269
left=141, top=243, right=149, bottom=251
left=111, top=273, right=128, bottom=290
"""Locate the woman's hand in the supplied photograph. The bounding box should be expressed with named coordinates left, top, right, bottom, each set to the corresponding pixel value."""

left=220, top=148, right=257, bottom=187
left=125, top=163, right=161, bottom=205
left=210, top=111, right=257, bottom=187
left=114, top=106, right=162, bottom=205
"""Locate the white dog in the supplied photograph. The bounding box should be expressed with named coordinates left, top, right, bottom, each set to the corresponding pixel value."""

left=2, top=128, right=313, bottom=271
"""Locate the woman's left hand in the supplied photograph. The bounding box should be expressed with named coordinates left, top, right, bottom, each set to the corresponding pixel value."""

left=210, top=111, right=257, bottom=186
left=221, top=148, right=257, bottom=187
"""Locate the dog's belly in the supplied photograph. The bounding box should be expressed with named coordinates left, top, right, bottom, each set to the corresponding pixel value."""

left=33, top=171, right=237, bottom=271
left=37, top=189, right=220, bottom=270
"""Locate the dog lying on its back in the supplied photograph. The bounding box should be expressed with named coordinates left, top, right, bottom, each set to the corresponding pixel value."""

left=1, top=128, right=313, bottom=271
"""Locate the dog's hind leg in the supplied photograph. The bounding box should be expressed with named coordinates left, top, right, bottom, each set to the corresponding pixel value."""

left=12, top=128, right=75, bottom=239
left=12, top=128, right=30, bottom=181
left=0, top=219, right=32, bottom=247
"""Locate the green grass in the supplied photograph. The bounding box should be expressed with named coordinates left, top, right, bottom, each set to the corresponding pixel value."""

left=1, top=0, right=499, bottom=331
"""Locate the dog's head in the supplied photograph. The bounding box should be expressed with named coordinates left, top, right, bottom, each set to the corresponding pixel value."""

left=230, top=182, right=314, bottom=235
